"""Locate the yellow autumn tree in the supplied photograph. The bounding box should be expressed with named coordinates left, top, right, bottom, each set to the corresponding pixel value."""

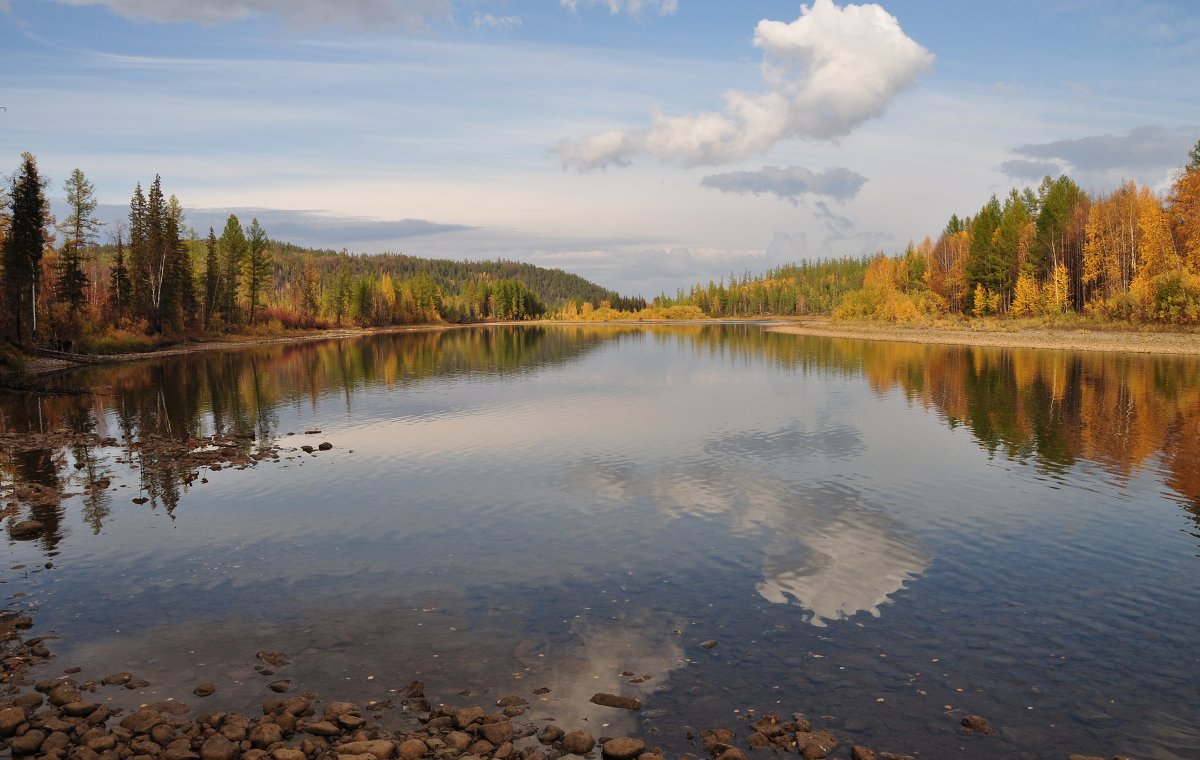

left=1168, top=168, right=1200, bottom=273
left=1010, top=273, right=1041, bottom=317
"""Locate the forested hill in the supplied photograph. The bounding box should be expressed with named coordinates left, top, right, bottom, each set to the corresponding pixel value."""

left=271, top=243, right=646, bottom=312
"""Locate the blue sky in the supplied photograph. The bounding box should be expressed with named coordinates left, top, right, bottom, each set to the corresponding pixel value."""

left=3, top=0, right=1199, bottom=297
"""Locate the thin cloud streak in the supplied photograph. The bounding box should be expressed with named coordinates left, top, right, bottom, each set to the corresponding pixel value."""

left=700, top=165, right=867, bottom=204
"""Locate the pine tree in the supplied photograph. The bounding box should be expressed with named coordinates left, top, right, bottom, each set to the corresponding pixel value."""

left=127, top=183, right=150, bottom=321
left=2, top=152, right=50, bottom=343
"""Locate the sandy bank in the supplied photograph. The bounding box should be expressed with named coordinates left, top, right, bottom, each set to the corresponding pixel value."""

left=767, top=319, right=1200, bottom=356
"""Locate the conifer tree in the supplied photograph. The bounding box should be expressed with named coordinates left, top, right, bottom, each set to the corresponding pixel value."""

left=219, top=214, right=247, bottom=323
left=2, top=152, right=50, bottom=343
left=109, top=229, right=132, bottom=324
left=243, top=217, right=271, bottom=322
left=203, top=227, right=220, bottom=328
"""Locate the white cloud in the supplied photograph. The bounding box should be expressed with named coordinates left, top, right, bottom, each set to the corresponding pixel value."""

left=700, top=165, right=866, bottom=204
left=560, top=0, right=678, bottom=17
left=51, top=0, right=452, bottom=30
left=555, top=0, right=933, bottom=170
left=473, top=12, right=521, bottom=32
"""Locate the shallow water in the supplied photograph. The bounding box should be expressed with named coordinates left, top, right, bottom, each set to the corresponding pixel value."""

left=2, top=325, right=1199, bottom=759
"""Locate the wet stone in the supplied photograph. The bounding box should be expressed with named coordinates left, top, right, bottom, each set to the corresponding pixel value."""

left=601, top=739, right=645, bottom=760
left=337, top=740, right=396, bottom=759
left=0, top=706, right=26, bottom=736
left=47, top=683, right=81, bottom=707
left=589, top=694, right=641, bottom=711
left=453, top=708, right=485, bottom=729
left=397, top=739, right=428, bottom=760
left=304, top=721, right=341, bottom=737
left=960, top=716, right=993, bottom=736
left=200, top=735, right=238, bottom=760
left=193, top=684, right=215, bottom=698
left=120, top=710, right=163, bottom=735
left=478, top=721, right=514, bottom=746
left=102, top=673, right=133, bottom=687
left=10, top=729, right=46, bottom=754
left=561, top=732, right=595, bottom=755
left=850, top=747, right=877, bottom=760
left=268, top=681, right=292, bottom=694
left=537, top=726, right=564, bottom=744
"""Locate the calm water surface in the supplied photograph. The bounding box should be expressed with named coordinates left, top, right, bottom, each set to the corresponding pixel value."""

left=2, top=325, right=1198, bottom=759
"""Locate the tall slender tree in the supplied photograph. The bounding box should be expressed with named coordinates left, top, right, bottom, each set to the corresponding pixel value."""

left=243, top=217, right=271, bottom=323
left=219, top=214, right=247, bottom=323
left=57, top=168, right=100, bottom=317
left=2, top=153, right=50, bottom=343
left=109, top=228, right=132, bottom=323
left=203, top=226, right=220, bottom=328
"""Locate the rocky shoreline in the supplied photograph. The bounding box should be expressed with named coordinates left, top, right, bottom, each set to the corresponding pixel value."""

left=0, top=619, right=1140, bottom=760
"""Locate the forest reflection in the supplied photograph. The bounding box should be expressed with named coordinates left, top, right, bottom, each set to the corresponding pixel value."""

left=0, top=326, right=626, bottom=550
left=3, top=325, right=1199, bottom=555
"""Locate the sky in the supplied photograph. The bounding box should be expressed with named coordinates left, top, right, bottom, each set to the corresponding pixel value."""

left=2, top=0, right=1199, bottom=298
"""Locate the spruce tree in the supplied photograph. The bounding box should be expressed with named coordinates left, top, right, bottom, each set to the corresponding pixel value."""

left=57, top=168, right=100, bottom=318
left=109, top=230, right=132, bottom=324
left=219, top=214, right=247, bottom=324
left=243, top=218, right=271, bottom=323
left=2, top=152, right=49, bottom=343
left=203, top=227, right=219, bottom=328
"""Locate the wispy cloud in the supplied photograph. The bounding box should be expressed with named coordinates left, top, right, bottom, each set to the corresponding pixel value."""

left=50, top=0, right=452, bottom=30
left=555, top=0, right=932, bottom=170
left=1012, top=125, right=1198, bottom=174
left=473, top=12, right=521, bottom=32
left=1000, top=158, right=1062, bottom=181
left=700, top=165, right=866, bottom=204
left=560, top=0, right=678, bottom=17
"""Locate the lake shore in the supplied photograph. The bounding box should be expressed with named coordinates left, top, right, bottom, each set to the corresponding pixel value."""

left=766, top=318, right=1200, bottom=355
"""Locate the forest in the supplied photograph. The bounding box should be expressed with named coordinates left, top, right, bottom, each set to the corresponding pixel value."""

left=651, top=142, right=1200, bottom=324
left=0, top=153, right=644, bottom=355
left=4, top=143, right=1200, bottom=359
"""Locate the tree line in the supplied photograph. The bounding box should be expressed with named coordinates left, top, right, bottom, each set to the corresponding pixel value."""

left=0, top=153, right=644, bottom=352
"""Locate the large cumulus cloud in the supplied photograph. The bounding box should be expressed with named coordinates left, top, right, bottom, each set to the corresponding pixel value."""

left=555, top=0, right=933, bottom=170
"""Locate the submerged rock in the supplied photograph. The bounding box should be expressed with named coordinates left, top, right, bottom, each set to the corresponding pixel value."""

left=590, top=693, right=642, bottom=710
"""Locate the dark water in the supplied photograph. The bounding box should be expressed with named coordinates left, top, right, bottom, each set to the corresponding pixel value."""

left=2, top=325, right=1199, bottom=759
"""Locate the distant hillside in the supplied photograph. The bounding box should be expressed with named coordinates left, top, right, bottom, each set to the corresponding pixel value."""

left=271, top=243, right=646, bottom=311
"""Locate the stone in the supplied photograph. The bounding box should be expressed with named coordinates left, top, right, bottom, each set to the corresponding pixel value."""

left=120, top=710, right=163, bottom=735
left=48, top=683, right=82, bottom=707
left=494, top=696, right=526, bottom=708
left=561, top=732, right=595, bottom=755
left=62, top=702, right=101, bottom=717
left=256, top=652, right=289, bottom=668
left=10, top=729, right=47, bottom=754
left=194, top=684, right=216, bottom=698
left=337, top=741, right=395, bottom=759
left=249, top=723, right=284, bottom=749
left=303, top=722, right=341, bottom=737
left=478, top=721, right=513, bottom=746
left=271, top=750, right=307, bottom=760
left=850, top=747, right=876, bottom=760
left=960, top=716, right=992, bottom=736
left=453, top=708, right=485, bottom=729
left=322, top=703, right=359, bottom=720
left=537, top=726, right=563, bottom=744
left=746, top=734, right=770, bottom=750
left=700, top=640, right=719, bottom=650
left=601, top=739, right=645, bottom=760
left=798, top=732, right=838, bottom=760
left=397, top=739, right=427, bottom=760
left=444, top=733, right=472, bottom=751
left=1067, top=756, right=1105, bottom=760
left=318, top=443, right=333, bottom=451
left=200, top=735, right=238, bottom=760
left=588, top=694, right=641, bottom=711
left=10, top=520, right=45, bottom=539
left=268, top=682, right=292, bottom=694
left=102, top=673, right=133, bottom=686
left=716, top=750, right=746, bottom=760
left=467, top=741, right=494, bottom=756
left=163, top=747, right=200, bottom=760
left=0, top=706, right=26, bottom=736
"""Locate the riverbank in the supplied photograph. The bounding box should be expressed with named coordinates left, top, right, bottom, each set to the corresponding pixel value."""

left=767, top=319, right=1200, bottom=355
left=5, top=324, right=464, bottom=376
